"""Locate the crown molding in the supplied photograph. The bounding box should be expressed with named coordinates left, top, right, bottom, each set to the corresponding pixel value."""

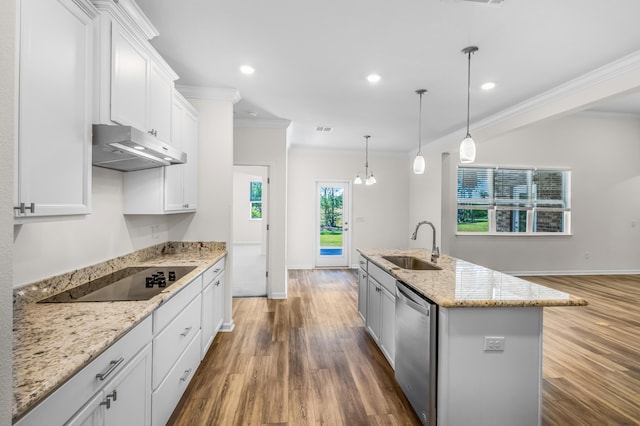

left=92, top=0, right=158, bottom=41
left=176, top=85, right=241, bottom=103
left=428, top=49, right=640, bottom=151
left=234, top=118, right=291, bottom=129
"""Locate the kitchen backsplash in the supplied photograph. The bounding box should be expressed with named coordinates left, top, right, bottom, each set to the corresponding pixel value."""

left=13, top=241, right=226, bottom=310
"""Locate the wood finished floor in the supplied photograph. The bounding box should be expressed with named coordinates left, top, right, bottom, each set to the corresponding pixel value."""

left=169, top=271, right=640, bottom=426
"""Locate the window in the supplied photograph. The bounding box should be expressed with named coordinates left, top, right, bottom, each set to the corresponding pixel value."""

left=457, top=166, right=570, bottom=235
left=250, top=181, right=262, bottom=219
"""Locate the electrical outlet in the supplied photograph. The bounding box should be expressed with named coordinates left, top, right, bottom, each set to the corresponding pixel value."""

left=483, top=336, right=505, bottom=352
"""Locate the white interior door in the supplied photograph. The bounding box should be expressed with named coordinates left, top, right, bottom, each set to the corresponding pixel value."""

left=232, top=166, right=269, bottom=296
left=315, top=181, right=351, bottom=268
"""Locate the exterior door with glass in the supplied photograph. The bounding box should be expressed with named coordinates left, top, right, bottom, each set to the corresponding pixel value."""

left=315, top=181, right=350, bottom=267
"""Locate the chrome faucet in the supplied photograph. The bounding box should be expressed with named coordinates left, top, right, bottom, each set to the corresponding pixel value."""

left=411, top=221, right=440, bottom=263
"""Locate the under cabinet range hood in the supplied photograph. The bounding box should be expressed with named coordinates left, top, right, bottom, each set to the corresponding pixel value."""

left=92, top=124, right=187, bottom=172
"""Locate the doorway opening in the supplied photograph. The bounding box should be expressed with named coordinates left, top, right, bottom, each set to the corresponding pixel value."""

left=315, top=180, right=351, bottom=268
left=232, top=165, right=269, bottom=296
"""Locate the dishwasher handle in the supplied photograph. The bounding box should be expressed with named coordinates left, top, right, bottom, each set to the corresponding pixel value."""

left=396, top=282, right=432, bottom=316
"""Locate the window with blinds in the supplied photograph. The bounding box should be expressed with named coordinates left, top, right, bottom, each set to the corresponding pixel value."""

left=457, top=166, right=571, bottom=234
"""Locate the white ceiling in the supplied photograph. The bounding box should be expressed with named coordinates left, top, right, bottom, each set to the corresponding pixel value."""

left=136, top=0, right=640, bottom=153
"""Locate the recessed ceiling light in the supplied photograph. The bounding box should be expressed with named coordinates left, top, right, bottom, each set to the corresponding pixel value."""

left=240, top=65, right=255, bottom=75
left=367, top=73, right=381, bottom=84
left=481, top=82, right=496, bottom=90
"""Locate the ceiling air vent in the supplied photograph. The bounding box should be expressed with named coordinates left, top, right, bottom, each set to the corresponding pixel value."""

left=315, top=126, right=333, bottom=132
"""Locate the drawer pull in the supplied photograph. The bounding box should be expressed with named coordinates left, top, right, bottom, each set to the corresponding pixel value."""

left=180, top=368, right=193, bottom=382
left=213, top=268, right=221, bottom=273
left=96, top=357, right=124, bottom=381
left=180, top=326, right=193, bottom=337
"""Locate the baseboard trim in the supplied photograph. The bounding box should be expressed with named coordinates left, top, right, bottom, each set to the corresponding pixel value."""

left=269, top=292, right=287, bottom=299
left=511, top=269, right=640, bottom=276
left=220, top=321, right=235, bottom=332
left=287, top=265, right=313, bottom=270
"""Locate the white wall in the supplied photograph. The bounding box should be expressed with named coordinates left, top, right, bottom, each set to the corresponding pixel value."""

left=288, top=148, right=411, bottom=269
left=13, top=167, right=172, bottom=287
left=0, top=0, right=15, bottom=421
left=411, top=113, right=640, bottom=274
left=234, top=126, right=288, bottom=298
left=232, top=167, right=267, bottom=244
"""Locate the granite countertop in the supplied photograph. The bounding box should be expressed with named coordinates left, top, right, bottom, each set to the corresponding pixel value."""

left=12, top=243, right=227, bottom=421
left=358, top=248, right=588, bottom=308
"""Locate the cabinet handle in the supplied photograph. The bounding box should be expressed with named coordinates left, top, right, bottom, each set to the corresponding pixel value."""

left=148, top=129, right=158, bottom=137
left=213, top=268, right=221, bottom=273
left=100, top=398, right=111, bottom=409
left=180, top=326, right=192, bottom=337
left=107, top=390, right=117, bottom=402
left=96, top=357, right=124, bottom=381
left=214, top=280, right=220, bottom=287
left=180, top=368, right=193, bottom=382
left=14, top=202, right=35, bottom=214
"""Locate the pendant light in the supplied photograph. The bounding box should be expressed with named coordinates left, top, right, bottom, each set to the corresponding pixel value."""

left=460, top=46, right=479, bottom=164
left=354, top=135, right=376, bottom=185
left=413, top=89, right=427, bottom=174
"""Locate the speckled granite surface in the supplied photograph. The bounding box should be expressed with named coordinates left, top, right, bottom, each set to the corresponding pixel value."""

left=12, top=242, right=227, bottom=421
left=358, top=248, right=588, bottom=308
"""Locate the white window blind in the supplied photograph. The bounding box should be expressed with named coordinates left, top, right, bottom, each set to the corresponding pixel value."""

left=457, top=166, right=571, bottom=234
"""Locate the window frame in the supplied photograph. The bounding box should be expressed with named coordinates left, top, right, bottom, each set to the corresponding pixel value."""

left=456, top=165, right=571, bottom=236
left=249, top=181, right=262, bottom=220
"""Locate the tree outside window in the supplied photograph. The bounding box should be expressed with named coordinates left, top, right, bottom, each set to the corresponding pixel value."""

left=250, top=181, right=262, bottom=219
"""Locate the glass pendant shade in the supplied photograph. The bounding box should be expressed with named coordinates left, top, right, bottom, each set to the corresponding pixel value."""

left=366, top=174, right=376, bottom=185
left=459, top=134, right=476, bottom=163
left=413, top=154, right=425, bottom=174
left=354, top=175, right=363, bottom=185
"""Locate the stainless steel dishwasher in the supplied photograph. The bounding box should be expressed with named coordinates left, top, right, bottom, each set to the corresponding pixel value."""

left=395, top=281, right=437, bottom=425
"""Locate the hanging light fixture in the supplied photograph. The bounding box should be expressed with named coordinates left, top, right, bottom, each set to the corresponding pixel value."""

left=354, top=135, right=376, bottom=185
left=460, top=46, right=479, bottom=164
left=413, top=89, right=427, bottom=174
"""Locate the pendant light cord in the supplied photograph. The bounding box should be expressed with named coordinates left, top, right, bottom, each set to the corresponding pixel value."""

left=466, top=49, right=471, bottom=137
left=418, top=92, right=423, bottom=154
left=364, top=135, right=370, bottom=175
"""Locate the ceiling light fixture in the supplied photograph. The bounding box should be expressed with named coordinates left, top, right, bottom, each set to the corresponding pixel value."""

left=460, top=46, right=479, bottom=164
left=481, top=81, right=495, bottom=90
left=413, top=89, right=427, bottom=174
left=367, top=73, right=381, bottom=84
left=354, top=135, right=376, bottom=185
left=239, top=65, right=255, bottom=75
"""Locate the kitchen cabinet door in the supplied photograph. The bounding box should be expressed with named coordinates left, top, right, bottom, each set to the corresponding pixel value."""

left=358, top=268, right=367, bottom=321
left=110, top=21, right=148, bottom=131
left=212, top=271, right=225, bottom=334
left=15, top=0, right=94, bottom=219
left=103, top=344, right=152, bottom=426
left=201, top=282, right=214, bottom=359
left=148, top=62, right=173, bottom=143
left=366, top=277, right=381, bottom=342
left=379, top=286, right=396, bottom=367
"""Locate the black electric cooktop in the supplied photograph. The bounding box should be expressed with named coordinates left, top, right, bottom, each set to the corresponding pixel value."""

left=38, top=265, right=197, bottom=303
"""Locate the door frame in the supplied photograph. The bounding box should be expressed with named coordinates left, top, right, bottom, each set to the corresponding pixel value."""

left=314, top=179, right=352, bottom=268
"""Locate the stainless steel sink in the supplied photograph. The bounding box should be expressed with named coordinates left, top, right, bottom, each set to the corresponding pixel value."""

left=382, top=255, right=442, bottom=271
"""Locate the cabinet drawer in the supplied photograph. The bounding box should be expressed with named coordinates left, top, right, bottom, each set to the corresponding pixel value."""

left=152, top=329, right=201, bottom=426
left=368, top=262, right=396, bottom=294
left=15, top=316, right=152, bottom=426
left=153, top=294, right=201, bottom=389
left=154, top=274, right=202, bottom=334
left=202, top=257, right=225, bottom=287
left=358, top=255, right=368, bottom=272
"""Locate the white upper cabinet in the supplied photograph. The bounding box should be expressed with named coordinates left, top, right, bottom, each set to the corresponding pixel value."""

left=93, top=0, right=177, bottom=144
left=123, top=91, right=198, bottom=215
left=15, top=0, right=96, bottom=219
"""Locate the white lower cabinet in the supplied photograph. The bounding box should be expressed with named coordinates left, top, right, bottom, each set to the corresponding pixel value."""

left=67, top=343, right=152, bottom=426
left=152, top=329, right=201, bottom=426
left=201, top=257, right=225, bottom=358
left=360, top=258, right=396, bottom=368
left=357, top=256, right=367, bottom=321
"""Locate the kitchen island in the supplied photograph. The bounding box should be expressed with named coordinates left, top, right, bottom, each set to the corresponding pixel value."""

left=12, top=242, right=227, bottom=424
left=358, top=248, right=587, bottom=426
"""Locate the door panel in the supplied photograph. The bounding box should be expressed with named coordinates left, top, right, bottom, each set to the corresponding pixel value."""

left=315, top=181, right=350, bottom=267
